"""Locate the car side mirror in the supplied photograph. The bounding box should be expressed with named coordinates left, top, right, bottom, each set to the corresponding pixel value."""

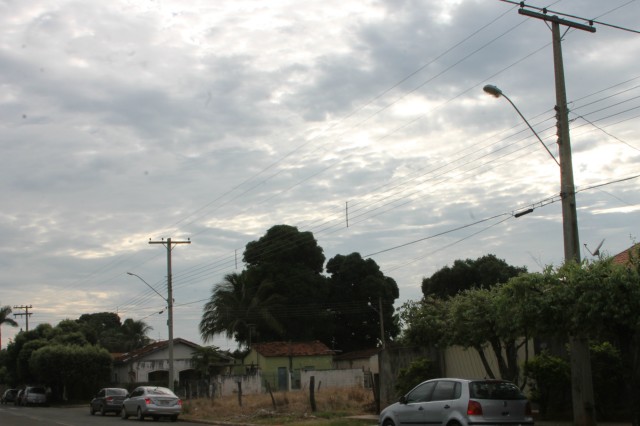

left=399, top=395, right=407, bottom=404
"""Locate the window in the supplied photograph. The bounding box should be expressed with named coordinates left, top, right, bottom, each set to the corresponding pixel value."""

left=406, top=381, right=436, bottom=403
left=431, top=381, right=460, bottom=401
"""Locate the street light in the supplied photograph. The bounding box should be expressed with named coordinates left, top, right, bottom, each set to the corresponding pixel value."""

left=126, top=272, right=174, bottom=390
left=483, top=85, right=559, bottom=166
left=484, top=83, right=591, bottom=425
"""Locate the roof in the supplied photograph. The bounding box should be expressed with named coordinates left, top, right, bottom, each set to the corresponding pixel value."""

left=611, top=242, right=640, bottom=266
left=333, top=348, right=381, bottom=361
left=252, top=341, right=334, bottom=357
left=113, top=337, right=201, bottom=364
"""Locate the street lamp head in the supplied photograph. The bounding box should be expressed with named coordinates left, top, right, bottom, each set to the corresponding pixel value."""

left=483, top=84, right=503, bottom=98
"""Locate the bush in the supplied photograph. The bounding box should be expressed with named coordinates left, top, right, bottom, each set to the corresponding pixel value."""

left=394, top=357, right=438, bottom=397
left=523, top=351, right=571, bottom=419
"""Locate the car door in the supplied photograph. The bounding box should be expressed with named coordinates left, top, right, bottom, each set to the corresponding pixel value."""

left=93, top=389, right=105, bottom=410
left=393, top=380, right=436, bottom=426
left=124, top=388, right=142, bottom=413
left=422, top=380, right=462, bottom=425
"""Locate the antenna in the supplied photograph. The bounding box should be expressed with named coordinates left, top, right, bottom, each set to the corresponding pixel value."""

left=584, top=239, right=605, bottom=258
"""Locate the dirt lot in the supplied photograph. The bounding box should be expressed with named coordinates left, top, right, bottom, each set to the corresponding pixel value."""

left=181, top=386, right=377, bottom=425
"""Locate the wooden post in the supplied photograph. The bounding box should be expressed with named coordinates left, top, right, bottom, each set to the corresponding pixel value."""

left=237, top=381, right=242, bottom=407
left=309, top=376, right=317, bottom=412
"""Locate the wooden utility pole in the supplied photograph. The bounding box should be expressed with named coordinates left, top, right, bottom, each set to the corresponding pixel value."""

left=518, top=7, right=596, bottom=426
left=149, top=237, right=191, bottom=391
left=13, top=305, right=33, bottom=332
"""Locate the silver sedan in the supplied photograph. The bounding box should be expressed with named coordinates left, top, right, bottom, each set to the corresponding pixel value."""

left=121, top=386, right=181, bottom=422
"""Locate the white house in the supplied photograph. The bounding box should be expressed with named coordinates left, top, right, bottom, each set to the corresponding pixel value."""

left=111, top=338, right=201, bottom=386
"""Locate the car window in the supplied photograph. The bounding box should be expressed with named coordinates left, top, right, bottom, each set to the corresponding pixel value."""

left=107, top=388, right=127, bottom=396
left=131, top=389, right=143, bottom=397
left=148, top=387, right=174, bottom=396
left=405, top=381, right=436, bottom=403
left=98, top=389, right=105, bottom=397
left=431, top=381, right=460, bottom=401
left=470, top=381, right=526, bottom=400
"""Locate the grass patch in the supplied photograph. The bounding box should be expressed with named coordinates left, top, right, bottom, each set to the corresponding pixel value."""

left=181, top=386, right=377, bottom=425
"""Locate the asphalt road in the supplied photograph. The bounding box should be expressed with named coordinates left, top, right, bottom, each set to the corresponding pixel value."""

left=0, top=404, right=183, bottom=425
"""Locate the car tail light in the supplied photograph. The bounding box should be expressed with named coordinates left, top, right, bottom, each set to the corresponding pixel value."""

left=106, top=396, right=113, bottom=402
left=144, top=398, right=151, bottom=405
left=526, top=401, right=532, bottom=416
left=467, top=400, right=483, bottom=416
left=178, top=399, right=182, bottom=406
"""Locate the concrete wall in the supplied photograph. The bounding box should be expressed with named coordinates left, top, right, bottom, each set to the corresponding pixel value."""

left=300, top=368, right=365, bottom=390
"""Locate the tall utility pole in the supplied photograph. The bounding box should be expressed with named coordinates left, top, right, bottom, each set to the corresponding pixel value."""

left=13, top=305, right=33, bottom=331
left=518, top=7, right=596, bottom=426
left=149, top=237, right=191, bottom=391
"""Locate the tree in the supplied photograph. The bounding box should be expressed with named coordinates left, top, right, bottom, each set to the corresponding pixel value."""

left=120, top=318, right=153, bottom=351
left=200, top=271, right=285, bottom=346
left=30, top=344, right=111, bottom=401
left=326, top=253, right=399, bottom=352
left=242, top=225, right=332, bottom=343
left=421, top=254, right=526, bottom=299
left=0, top=304, right=18, bottom=350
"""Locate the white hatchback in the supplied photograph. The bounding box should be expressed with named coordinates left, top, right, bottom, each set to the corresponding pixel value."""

left=379, top=378, right=534, bottom=426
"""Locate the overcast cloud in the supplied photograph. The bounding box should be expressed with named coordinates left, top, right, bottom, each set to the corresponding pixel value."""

left=1, top=0, right=639, bottom=350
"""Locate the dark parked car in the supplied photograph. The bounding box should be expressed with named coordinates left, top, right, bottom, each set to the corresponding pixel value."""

left=121, top=386, right=182, bottom=422
left=1, top=388, right=18, bottom=404
left=21, top=386, right=47, bottom=406
left=379, top=378, right=534, bottom=426
left=90, top=387, right=128, bottom=416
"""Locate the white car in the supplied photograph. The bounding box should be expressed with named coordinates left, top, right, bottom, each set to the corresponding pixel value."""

left=379, top=378, right=534, bottom=426
left=22, top=386, right=47, bottom=406
left=121, top=386, right=181, bottom=422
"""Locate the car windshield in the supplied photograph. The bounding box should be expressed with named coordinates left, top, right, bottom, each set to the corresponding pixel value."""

left=108, top=389, right=128, bottom=396
left=29, top=387, right=46, bottom=394
left=469, top=381, right=526, bottom=400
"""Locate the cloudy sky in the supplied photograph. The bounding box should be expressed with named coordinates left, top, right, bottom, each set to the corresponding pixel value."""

left=1, top=0, right=639, bottom=351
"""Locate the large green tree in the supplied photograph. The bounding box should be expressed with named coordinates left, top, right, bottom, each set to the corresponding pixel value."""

left=242, top=225, right=332, bottom=343
left=326, top=252, right=399, bottom=352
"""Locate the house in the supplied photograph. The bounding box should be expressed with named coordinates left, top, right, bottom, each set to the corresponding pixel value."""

left=112, top=338, right=202, bottom=388
left=333, top=348, right=380, bottom=388
left=243, top=341, right=335, bottom=391
left=612, top=242, right=640, bottom=266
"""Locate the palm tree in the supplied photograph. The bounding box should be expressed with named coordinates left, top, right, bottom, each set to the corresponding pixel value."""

left=0, top=305, right=18, bottom=350
left=121, top=318, right=153, bottom=351
left=199, top=271, right=284, bottom=347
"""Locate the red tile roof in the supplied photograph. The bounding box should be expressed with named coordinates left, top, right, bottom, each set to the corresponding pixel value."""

left=253, top=341, right=334, bottom=357
left=612, top=242, right=640, bottom=266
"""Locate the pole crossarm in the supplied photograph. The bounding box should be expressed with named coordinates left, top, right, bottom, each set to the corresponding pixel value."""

left=518, top=8, right=596, bottom=33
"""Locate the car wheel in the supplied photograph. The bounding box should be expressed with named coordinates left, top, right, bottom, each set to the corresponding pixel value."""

left=152, top=416, right=159, bottom=422
left=136, top=406, right=144, bottom=421
left=90, top=405, right=96, bottom=415
left=121, top=407, right=129, bottom=420
left=382, top=419, right=395, bottom=426
left=101, top=405, right=107, bottom=416
left=170, top=415, right=178, bottom=422
left=116, top=410, right=122, bottom=417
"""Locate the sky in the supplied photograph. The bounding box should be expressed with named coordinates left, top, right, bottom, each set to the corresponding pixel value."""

left=1, top=0, right=639, bottom=352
